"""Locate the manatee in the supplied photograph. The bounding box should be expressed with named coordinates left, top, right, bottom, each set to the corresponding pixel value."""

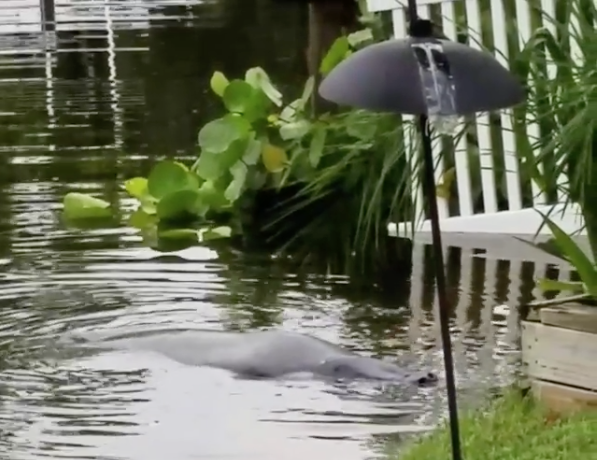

left=65, top=328, right=438, bottom=385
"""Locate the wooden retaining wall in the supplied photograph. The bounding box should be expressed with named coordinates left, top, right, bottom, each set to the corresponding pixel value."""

left=521, top=304, right=597, bottom=413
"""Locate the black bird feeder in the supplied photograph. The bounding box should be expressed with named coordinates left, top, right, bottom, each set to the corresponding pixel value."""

left=318, top=3, right=525, bottom=460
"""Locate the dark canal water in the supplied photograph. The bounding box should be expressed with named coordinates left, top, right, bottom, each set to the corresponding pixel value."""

left=0, top=1, right=545, bottom=459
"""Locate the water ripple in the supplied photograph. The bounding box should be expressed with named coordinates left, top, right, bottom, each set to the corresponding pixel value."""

left=0, top=230, right=520, bottom=459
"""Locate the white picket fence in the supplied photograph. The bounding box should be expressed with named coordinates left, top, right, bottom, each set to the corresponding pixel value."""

left=367, top=0, right=586, bottom=251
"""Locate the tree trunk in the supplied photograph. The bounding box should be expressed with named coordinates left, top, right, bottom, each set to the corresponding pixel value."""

left=306, top=0, right=360, bottom=114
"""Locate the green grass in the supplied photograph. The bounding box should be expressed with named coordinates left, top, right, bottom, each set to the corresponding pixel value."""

left=393, top=392, right=597, bottom=460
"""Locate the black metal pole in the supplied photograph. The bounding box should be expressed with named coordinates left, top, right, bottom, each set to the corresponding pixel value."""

left=407, top=0, right=463, bottom=457
left=418, top=117, right=463, bottom=460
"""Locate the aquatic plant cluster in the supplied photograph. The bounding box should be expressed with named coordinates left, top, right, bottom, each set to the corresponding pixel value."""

left=62, top=27, right=417, bottom=261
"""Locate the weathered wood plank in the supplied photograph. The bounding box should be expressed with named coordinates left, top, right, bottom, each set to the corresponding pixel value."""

left=520, top=320, right=538, bottom=367
left=540, top=304, right=597, bottom=334
left=521, top=321, right=597, bottom=391
left=531, top=380, right=597, bottom=413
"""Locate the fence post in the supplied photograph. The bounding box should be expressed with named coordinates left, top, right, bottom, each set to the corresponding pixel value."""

left=40, top=0, right=56, bottom=48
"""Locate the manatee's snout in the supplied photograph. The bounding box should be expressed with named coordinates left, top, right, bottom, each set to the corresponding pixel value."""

left=356, top=359, right=439, bottom=386
left=372, top=368, right=439, bottom=386
left=319, top=356, right=438, bottom=386
left=408, top=371, right=439, bottom=386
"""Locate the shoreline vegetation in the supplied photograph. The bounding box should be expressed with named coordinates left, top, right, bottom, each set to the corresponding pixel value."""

left=393, top=390, right=597, bottom=460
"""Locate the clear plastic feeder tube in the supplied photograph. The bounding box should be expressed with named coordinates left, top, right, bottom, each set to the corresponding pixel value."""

left=411, top=41, right=459, bottom=135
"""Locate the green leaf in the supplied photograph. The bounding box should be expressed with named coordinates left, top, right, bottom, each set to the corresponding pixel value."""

left=346, top=118, right=377, bottom=140
left=536, top=278, right=586, bottom=294
left=261, top=143, right=288, bottom=173
left=124, top=177, right=156, bottom=214
left=309, top=124, right=326, bottom=167
left=63, top=192, right=112, bottom=219
left=320, top=36, right=350, bottom=76
left=147, top=161, right=199, bottom=200
left=198, top=115, right=251, bottom=153
left=210, top=71, right=229, bottom=97
left=436, top=168, right=456, bottom=199
left=139, top=196, right=157, bottom=215
left=128, top=208, right=156, bottom=229
left=196, top=138, right=248, bottom=181
left=197, top=180, right=230, bottom=209
left=242, top=136, right=262, bottom=165
left=279, top=99, right=304, bottom=123
left=347, top=29, right=373, bottom=47
left=279, top=120, right=311, bottom=140
left=300, top=76, right=314, bottom=108
left=539, top=211, right=597, bottom=298
left=245, top=96, right=271, bottom=123
left=156, top=189, right=207, bottom=221
left=225, top=161, right=248, bottom=202
left=194, top=151, right=222, bottom=181
left=245, top=67, right=282, bottom=106
left=124, top=177, right=149, bottom=200
left=158, top=228, right=200, bottom=240
left=279, top=101, right=299, bottom=123
left=223, top=80, right=256, bottom=114
left=199, top=226, right=232, bottom=241
left=222, top=82, right=270, bottom=123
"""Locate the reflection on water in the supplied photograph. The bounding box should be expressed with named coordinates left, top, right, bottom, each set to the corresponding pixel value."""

left=0, top=1, right=573, bottom=459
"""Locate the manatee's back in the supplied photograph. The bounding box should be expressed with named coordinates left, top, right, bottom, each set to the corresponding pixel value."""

left=66, top=328, right=352, bottom=377
left=237, top=330, right=352, bottom=376
left=71, top=328, right=256, bottom=368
